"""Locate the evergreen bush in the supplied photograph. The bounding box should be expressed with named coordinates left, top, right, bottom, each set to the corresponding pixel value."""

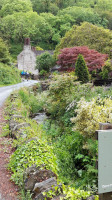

left=75, top=54, right=89, bottom=83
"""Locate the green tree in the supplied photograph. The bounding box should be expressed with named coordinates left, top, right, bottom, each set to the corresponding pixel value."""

left=75, top=54, right=89, bottom=83
left=0, top=37, right=10, bottom=64
left=0, top=0, right=32, bottom=17
left=55, top=22, right=112, bottom=58
left=57, top=6, right=108, bottom=26
left=36, top=52, right=55, bottom=72
left=0, top=11, right=54, bottom=48
left=30, top=0, right=50, bottom=13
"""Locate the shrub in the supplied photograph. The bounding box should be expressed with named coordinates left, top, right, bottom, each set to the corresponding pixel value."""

left=9, top=139, right=57, bottom=185
left=47, top=74, right=77, bottom=117
left=0, top=63, right=21, bottom=85
left=75, top=54, right=89, bottom=83
left=100, top=60, right=112, bottom=79
left=57, top=46, right=108, bottom=72
left=18, top=88, right=48, bottom=114
left=71, top=97, right=112, bottom=137
left=39, top=69, right=48, bottom=76
left=36, top=52, right=55, bottom=72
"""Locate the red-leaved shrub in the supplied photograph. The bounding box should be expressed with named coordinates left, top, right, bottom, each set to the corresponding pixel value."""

left=57, top=46, right=108, bottom=72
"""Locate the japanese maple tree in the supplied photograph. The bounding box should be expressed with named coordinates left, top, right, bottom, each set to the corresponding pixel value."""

left=57, top=46, right=108, bottom=72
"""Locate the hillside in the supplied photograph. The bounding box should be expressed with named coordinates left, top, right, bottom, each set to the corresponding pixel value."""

left=0, top=0, right=112, bottom=56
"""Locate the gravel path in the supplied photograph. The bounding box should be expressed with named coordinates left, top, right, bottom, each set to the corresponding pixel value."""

left=0, top=81, right=38, bottom=199
left=0, top=108, right=19, bottom=200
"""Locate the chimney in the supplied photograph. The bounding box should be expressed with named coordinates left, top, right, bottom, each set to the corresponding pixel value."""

left=24, top=38, right=30, bottom=45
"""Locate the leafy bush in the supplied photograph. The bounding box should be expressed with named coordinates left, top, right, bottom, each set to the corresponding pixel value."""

left=71, top=97, right=112, bottom=137
left=47, top=74, right=77, bottom=117
left=63, top=186, right=98, bottom=200
left=36, top=52, right=55, bottom=72
left=18, top=88, right=48, bottom=114
left=0, top=63, right=21, bottom=85
left=57, top=46, right=108, bottom=72
left=9, top=139, right=57, bottom=185
left=75, top=54, right=90, bottom=83
left=100, top=60, right=112, bottom=79
left=39, top=69, right=48, bottom=76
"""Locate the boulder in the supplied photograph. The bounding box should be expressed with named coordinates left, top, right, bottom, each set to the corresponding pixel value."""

left=12, top=122, right=30, bottom=131
left=33, top=177, right=62, bottom=200
left=24, top=166, right=57, bottom=191
left=33, top=177, right=57, bottom=194
left=9, top=119, right=19, bottom=130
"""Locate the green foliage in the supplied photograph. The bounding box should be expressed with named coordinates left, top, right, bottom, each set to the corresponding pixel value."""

left=39, top=70, right=48, bottom=76
left=58, top=6, right=107, bottom=27
left=0, top=11, right=53, bottom=46
left=9, top=43, right=23, bottom=60
left=100, top=60, right=112, bottom=79
left=35, top=46, right=43, bottom=51
left=0, top=37, right=10, bottom=64
left=63, top=186, right=98, bottom=200
left=102, top=68, right=109, bottom=80
left=71, top=97, right=112, bottom=137
left=0, top=0, right=32, bottom=17
left=55, top=22, right=112, bottom=58
left=47, top=74, right=77, bottom=117
left=36, top=52, right=55, bottom=72
left=7, top=84, right=110, bottom=197
left=31, top=0, right=59, bottom=14
left=18, top=88, right=48, bottom=114
left=9, top=139, right=57, bottom=185
left=75, top=54, right=90, bottom=83
left=0, top=63, right=21, bottom=85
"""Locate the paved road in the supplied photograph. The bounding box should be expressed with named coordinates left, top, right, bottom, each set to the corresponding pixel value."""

left=0, top=80, right=38, bottom=107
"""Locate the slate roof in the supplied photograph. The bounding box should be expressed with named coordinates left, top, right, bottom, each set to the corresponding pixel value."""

left=34, top=50, right=54, bottom=56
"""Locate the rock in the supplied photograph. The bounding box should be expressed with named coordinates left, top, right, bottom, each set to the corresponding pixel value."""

left=9, top=121, right=30, bottom=139
left=86, top=196, right=95, bottom=200
left=33, top=178, right=62, bottom=200
left=33, top=177, right=57, bottom=195
left=12, top=122, right=30, bottom=131
left=33, top=113, right=48, bottom=124
left=11, top=115, right=24, bottom=119
left=33, top=193, right=44, bottom=200
left=9, top=119, right=19, bottom=130
left=24, top=166, right=57, bottom=191
left=41, top=81, right=50, bottom=91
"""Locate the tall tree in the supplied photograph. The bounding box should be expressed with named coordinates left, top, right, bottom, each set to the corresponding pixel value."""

left=55, top=22, right=112, bottom=58
left=0, top=0, right=32, bottom=17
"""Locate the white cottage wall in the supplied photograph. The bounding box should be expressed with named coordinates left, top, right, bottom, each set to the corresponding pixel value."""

left=17, top=45, right=38, bottom=75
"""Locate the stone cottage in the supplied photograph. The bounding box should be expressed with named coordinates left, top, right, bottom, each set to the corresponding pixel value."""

left=17, top=38, right=53, bottom=75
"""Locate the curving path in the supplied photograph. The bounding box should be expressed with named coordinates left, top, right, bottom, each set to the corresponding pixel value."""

left=0, top=80, right=38, bottom=199
left=0, top=80, right=38, bottom=107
